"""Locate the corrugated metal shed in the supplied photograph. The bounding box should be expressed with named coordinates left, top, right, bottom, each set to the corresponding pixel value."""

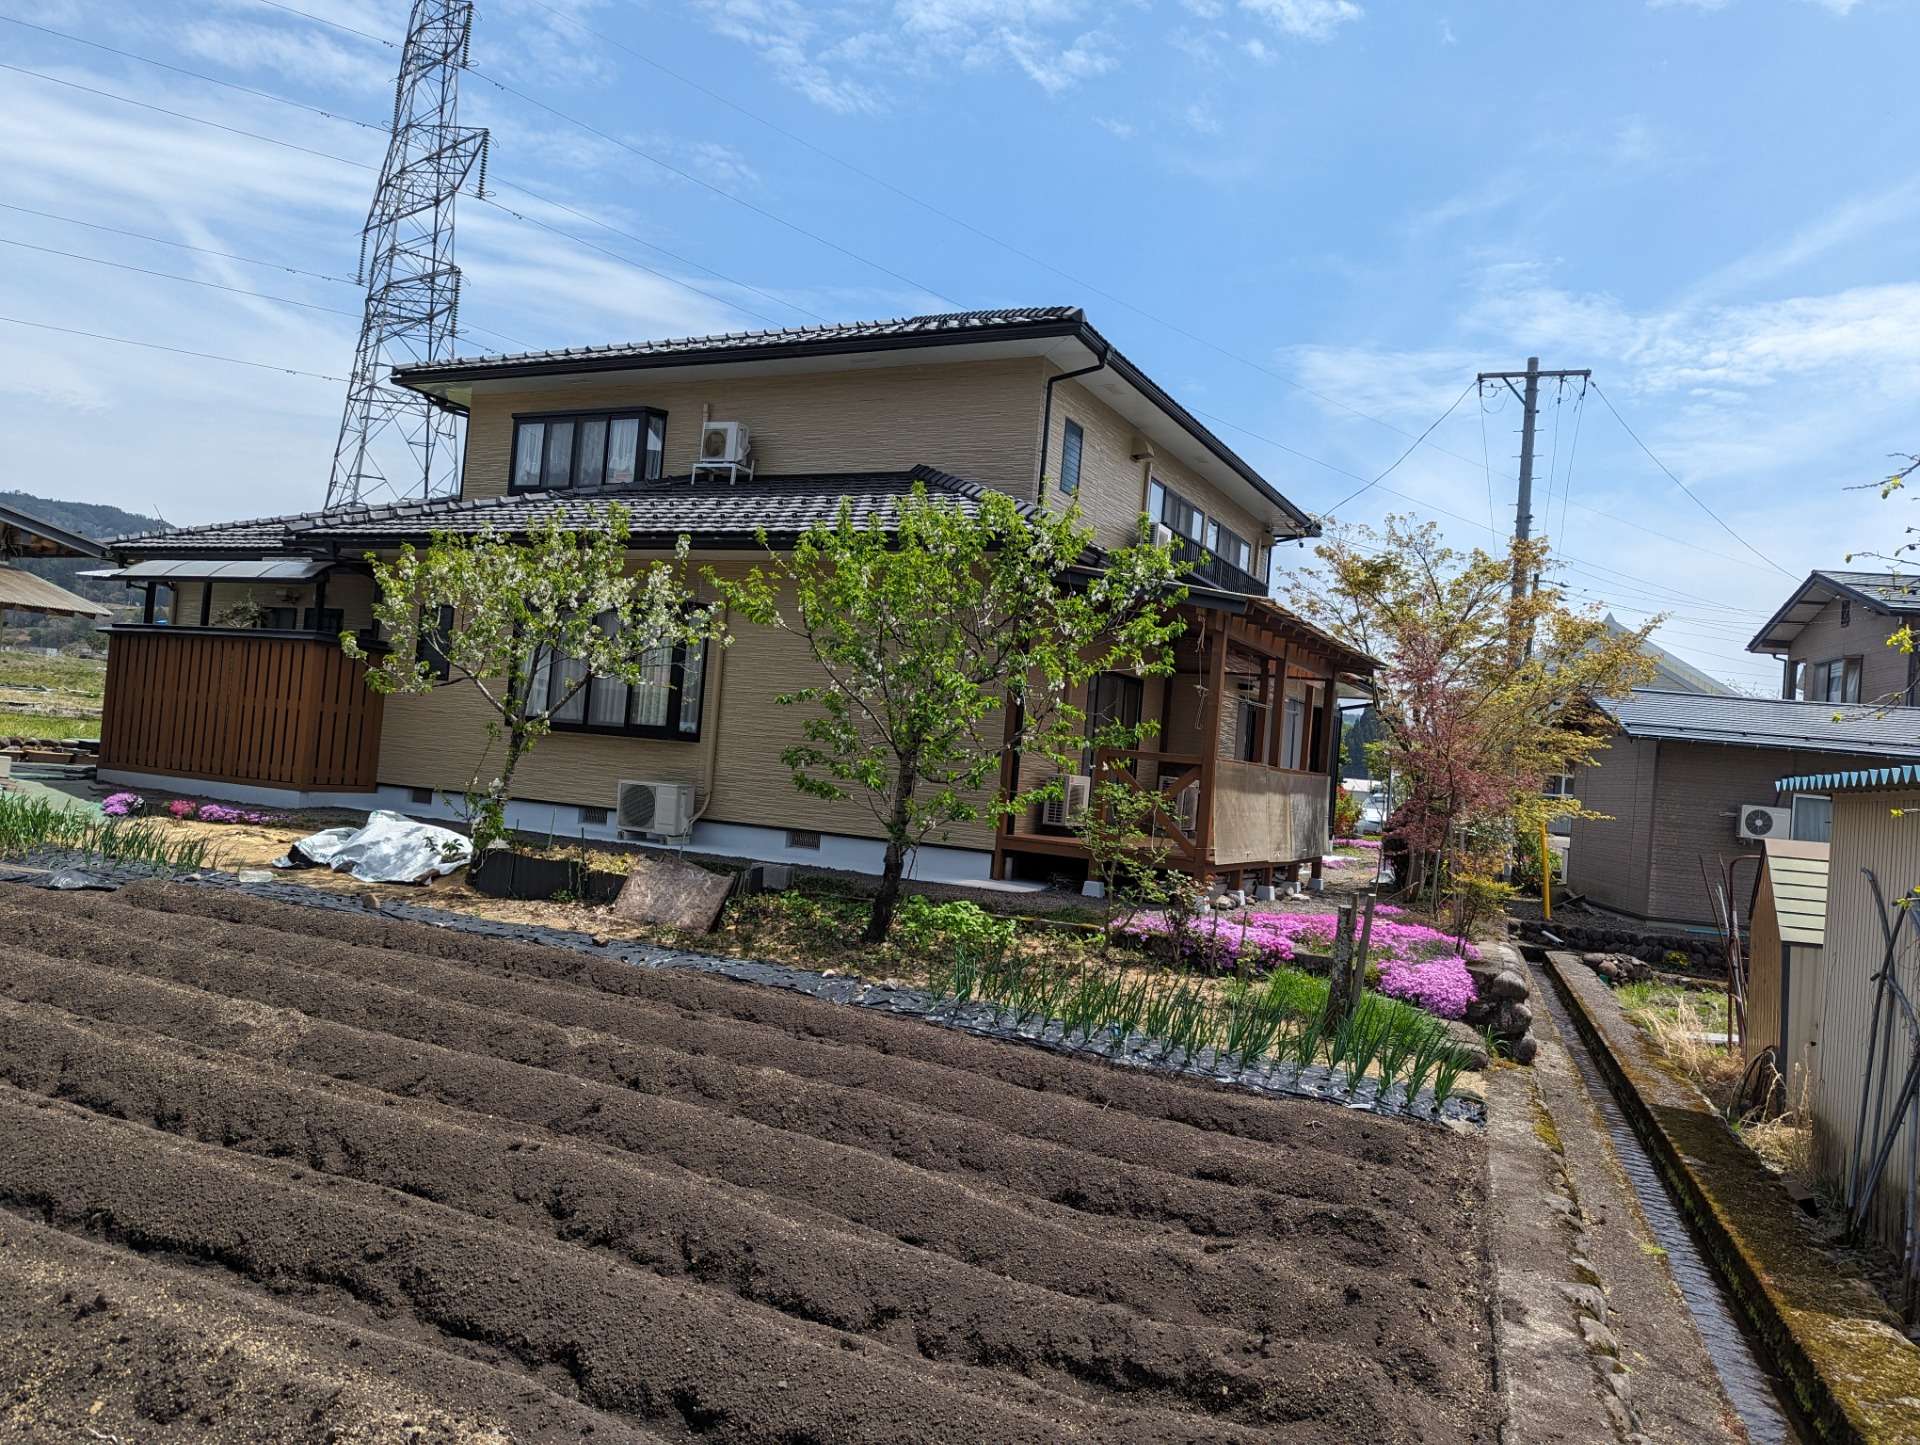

left=1764, top=838, right=1829, bottom=946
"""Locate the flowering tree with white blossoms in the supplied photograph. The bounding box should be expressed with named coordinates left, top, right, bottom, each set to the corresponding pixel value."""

left=721, top=485, right=1184, bottom=943
left=344, top=504, right=722, bottom=850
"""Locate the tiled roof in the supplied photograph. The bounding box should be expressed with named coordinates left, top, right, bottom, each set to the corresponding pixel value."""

left=392, top=307, right=1086, bottom=381
left=1748, top=569, right=1920, bottom=653
left=1603, top=688, right=1920, bottom=759
left=1811, top=570, right=1920, bottom=608
left=110, top=469, right=1038, bottom=557
left=110, top=507, right=339, bottom=555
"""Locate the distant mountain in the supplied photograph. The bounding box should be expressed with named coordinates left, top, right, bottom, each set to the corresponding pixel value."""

left=1, top=491, right=163, bottom=648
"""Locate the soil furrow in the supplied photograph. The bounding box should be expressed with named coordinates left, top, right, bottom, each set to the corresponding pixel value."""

left=0, top=943, right=1400, bottom=1335
left=0, top=904, right=1407, bottom=1248
left=109, top=881, right=1454, bottom=1161
left=0, top=996, right=1433, bottom=1424
left=6, top=887, right=1398, bottom=1211
left=1, top=1087, right=1327, bottom=1444
left=0, top=1210, right=655, bottom=1443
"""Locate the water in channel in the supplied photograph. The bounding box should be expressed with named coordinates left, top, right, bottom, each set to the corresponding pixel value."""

left=1529, top=959, right=1806, bottom=1445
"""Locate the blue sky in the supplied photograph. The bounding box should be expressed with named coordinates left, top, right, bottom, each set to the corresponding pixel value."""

left=4, top=0, right=1917, bottom=692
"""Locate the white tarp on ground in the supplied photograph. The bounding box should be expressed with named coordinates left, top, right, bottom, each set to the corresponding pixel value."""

left=274, top=809, right=471, bottom=884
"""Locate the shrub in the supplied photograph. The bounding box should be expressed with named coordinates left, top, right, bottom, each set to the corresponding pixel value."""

left=1332, top=787, right=1364, bottom=838
left=894, top=895, right=1015, bottom=959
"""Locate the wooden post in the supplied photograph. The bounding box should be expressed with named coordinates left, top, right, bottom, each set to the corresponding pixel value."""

left=1326, top=901, right=1360, bottom=1024
left=1198, top=613, right=1226, bottom=867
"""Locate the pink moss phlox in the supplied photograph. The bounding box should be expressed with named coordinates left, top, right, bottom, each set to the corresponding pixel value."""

left=1118, top=903, right=1478, bottom=1020
left=100, top=792, right=143, bottom=817
left=166, top=799, right=198, bottom=820
left=1375, top=954, right=1477, bottom=1020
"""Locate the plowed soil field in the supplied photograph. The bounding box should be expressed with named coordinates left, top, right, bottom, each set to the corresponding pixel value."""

left=0, top=879, right=1496, bottom=1443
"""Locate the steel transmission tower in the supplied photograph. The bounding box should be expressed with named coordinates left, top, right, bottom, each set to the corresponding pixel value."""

left=325, top=0, right=488, bottom=510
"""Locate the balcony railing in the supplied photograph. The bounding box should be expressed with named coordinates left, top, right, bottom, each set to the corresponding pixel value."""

left=99, top=625, right=384, bottom=791
left=1169, top=535, right=1268, bottom=596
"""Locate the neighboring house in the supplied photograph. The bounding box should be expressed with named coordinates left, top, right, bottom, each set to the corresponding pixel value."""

left=1565, top=689, right=1920, bottom=925
left=0, top=501, right=111, bottom=622
left=1601, top=613, right=1736, bottom=697
left=1772, top=762, right=1920, bottom=1288
left=1749, top=570, right=1920, bottom=706
left=94, top=306, right=1375, bottom=887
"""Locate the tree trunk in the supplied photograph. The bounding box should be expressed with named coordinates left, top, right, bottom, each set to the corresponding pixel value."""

left=476, top=727, right=530, bottom=853
left=864, top=765, right=918, bottom=944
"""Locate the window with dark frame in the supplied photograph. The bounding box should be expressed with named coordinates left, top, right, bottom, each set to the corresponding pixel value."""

left=525, top=613, right=707, bottom=741
left=1059, top=419, right=1084, bottom=494
left=1840, top=599, right=1852, bottom=627
left=510, top=409, right=667, bottom=492
left=1146, top=478, right=1207, bottom=542
left=1803, top=655, right=1863, bottom=703
left=420, top=604, right=455, bottom=682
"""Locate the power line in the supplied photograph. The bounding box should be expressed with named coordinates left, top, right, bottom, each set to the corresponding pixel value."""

left=0, top=13, right=385, bottom=132
left=1592, top=381, right=1796, bottom=579
left=1318, top=379, right=1479, bottom=519
left=0, top=313, right=347, bottom=380
left=462, top=65, right=964, bottom=309
left=0, top=61, right=799, bottom=343
left=247, top=0, right=395, bottom=47
left=1555, top=381, right=1588, bottom=547
left=0, top=234, right=362, bottom=318
left=1479, top=384, right=1497, bottom=535
left=0, top=200, right=358, bottom=285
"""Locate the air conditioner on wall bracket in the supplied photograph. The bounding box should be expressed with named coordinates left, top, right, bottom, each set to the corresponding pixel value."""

left=617, top=780, right=695, bottom=840
left=1040, top=774, right=1090, bottom=829
left=1737, top=804, right=1789, bottom=842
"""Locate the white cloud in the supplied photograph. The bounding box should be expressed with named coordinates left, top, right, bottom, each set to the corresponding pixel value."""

left=1182, top=99, right=1222, bottom=134
left=1239, top=0, right=1363, bottom=42
left=1241, top=35, right=1277, bottom=62
left=1002, top=27, right=1119, bottom=93
left=1094, top=114, right=1136, bottom=139
left=1686, top=173, right=1920, bottom=302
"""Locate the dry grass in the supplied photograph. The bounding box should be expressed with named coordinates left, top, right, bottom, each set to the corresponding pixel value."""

left=1617, top=981, right=1744, bottom=1112
left=1741, top=1063, right=1817, bottom=1183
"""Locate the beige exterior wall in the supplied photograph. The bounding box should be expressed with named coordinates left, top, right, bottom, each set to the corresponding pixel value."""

left=170, top=574, right=375, bottom=633
left=1040, top=373, right=1269, bottom=567
left=373, top=561, right=997, bottom=852
left=459, top=359, right=1048, bottom=503
left=1814, top=789, right=1920, bottom=1251
left=1781, top=595, right=1912, bottom=705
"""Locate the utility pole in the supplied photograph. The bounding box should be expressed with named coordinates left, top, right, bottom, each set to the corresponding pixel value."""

left=1478, top=357, right=1590, bottom=658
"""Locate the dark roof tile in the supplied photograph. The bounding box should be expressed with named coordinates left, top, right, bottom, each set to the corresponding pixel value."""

left=1603, top=688, right=1920, bottom=758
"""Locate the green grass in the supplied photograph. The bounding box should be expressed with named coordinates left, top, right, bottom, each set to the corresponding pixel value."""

left=0, top=792, right=215, bottom=871
left=0, top=650, right=106, bottom=697
left=926, top=949, right=1477, bottom=1112
left=0, top=709, right=97, bottom=740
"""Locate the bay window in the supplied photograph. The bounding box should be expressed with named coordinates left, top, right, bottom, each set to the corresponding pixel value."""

left=511, top=409, right=667, bottom=492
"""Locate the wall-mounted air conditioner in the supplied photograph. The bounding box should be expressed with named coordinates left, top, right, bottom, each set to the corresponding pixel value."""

left=617, top=779, right=695, bottom=839
left=1737, top=804, right=1789, bottom=842
left=1151, top=522, right=1174, bottom=546
left=1040, top=774, right=1091, bottom=829
left=699, top=421, right=750, bottom=465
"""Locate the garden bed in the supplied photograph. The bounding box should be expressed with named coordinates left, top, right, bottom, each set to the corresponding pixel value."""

left=0, top=877, right=1500, bottom=1442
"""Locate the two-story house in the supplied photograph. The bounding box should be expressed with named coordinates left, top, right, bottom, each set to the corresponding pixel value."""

left=92, top=307, right=1375, bottom=888
left=1565, top=569, right=1920, bottom=924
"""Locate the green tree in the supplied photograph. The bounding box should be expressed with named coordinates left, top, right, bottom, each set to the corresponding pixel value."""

left=721, top=484, right=1185, bottom=942
left=1289, top=515, right=1657, bottom=904
left=344, top=505, right=720, bottom=850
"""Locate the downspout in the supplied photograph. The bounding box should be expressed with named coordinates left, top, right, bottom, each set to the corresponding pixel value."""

left=689, top=602, right=728, bottom=827
left=1036, top=343, right=1111, bottom=496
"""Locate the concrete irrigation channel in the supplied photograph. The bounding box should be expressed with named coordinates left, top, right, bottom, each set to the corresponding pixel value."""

left=0, top=878, right=1502, bottom=1442
left=1524, top=944, right=1809, bottom=1444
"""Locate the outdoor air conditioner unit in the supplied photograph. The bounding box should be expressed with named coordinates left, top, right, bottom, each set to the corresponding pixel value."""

left=1737, top=804, right=1789, bottom=842
left=1040, top=774, right=1091, bottom=828
left=616, top=780, right=695, bottom=839
left=1173, top=783, right=1201, bottom=833
left=1151, top=522, right=1174, bottom=546
left=699, top=421, right=750, bottom=465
